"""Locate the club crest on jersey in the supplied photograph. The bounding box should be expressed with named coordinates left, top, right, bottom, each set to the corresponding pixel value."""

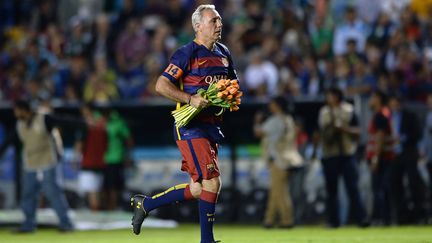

left=221, top=57, right=229, bottom=67
left=206, top=163, right=215, bottom=173
left=204, top=74, right=228, bottom=84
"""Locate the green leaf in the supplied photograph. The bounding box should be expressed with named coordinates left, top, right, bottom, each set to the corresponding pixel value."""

left=215, top=108, right=225, bottom=116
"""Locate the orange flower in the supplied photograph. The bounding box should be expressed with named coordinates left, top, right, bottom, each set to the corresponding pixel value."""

left=235, top=98, right=241, bottom=105
left=228, top=87, right=238, bottom=94
left=230, top=105, right=240, bottom=111
left=216, top=82, right=226, bottom=90
left=226, top=94, right=233, bottom=100
left=222, top=90, right=229, bottom=96
left=217, top=92, right=225, bottom=98
left=231, top=80, right=238, bottom=86
left=217, top=79, right=226, bottom=85
left=235, top=91, right=243, bottom=98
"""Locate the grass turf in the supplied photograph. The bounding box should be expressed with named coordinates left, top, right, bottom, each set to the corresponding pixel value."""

left=0, top=224, right=432, bottom=243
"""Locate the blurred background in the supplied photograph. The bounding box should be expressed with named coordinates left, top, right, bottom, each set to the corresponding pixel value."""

left=0, top=0, right=432, bottom=231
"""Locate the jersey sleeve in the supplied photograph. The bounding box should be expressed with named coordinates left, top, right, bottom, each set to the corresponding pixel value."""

left=162, top=49, right=189, bottom=85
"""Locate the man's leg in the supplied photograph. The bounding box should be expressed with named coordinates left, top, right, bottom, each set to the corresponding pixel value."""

left=200, top=177, right=220, bottom=243
left=322, top=157, right=340, bottom=227
left=145, top=179, right=199, bottom=211
left=404, top=149, right=427, bottom=223
left=264, top=164, right=278, bottom=226
left=41, top=167, right=73, bottom=231
left=391, top=155, right=405, bottom=224
left=20, top=171, right=40, bottom=232
left=131, top=179, right=199, bottom=235
left=276, top=168, right=293, bottom=227
left=341, top=156, right=367, bottom=226
left=181, top=138, right=221, bottom=243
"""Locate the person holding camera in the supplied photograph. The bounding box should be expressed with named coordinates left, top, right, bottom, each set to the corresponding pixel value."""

left=254, top=96, right=302, bottom=228
left=318, top=87, right=368, bottom=228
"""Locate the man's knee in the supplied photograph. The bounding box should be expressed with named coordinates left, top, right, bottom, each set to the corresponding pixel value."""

left=189, top=182, right=202, bottom=199
left=201, top=177, right=221, bottom=193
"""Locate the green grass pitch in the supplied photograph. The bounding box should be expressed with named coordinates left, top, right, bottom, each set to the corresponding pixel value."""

left=1, top=224, right=432, bottom=243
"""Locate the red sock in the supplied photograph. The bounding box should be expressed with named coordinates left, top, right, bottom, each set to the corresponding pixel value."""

left=184, top=185, right=194, bottom=200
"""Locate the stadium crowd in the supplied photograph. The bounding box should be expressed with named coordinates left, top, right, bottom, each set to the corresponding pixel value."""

left=1, top=0, right=432, bottom=102
left=1, top=0, right=432, bottom=228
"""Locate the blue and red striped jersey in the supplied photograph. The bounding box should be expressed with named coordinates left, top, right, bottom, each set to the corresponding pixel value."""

left=162, top=40, right=238, bottom=143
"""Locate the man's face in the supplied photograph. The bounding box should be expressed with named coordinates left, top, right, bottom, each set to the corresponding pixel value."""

left=14, top=108, right=28, bottom=120
left=389, top=98, right=401, bottom=112
left=268, top=101, right=279, bottom=114
left=197, top=9, right=223, bottom=42
left=326, top=93, right=338, bottom=107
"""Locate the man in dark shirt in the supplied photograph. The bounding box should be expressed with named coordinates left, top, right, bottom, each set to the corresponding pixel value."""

left=367, top=90, right=395, bottom=225
left=389, top=95, right=426, bottom=224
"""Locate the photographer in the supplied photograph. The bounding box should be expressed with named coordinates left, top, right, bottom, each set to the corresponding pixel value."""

left=318, top=87, right=368, bottom=228
left=254, top=96, right=302, bottom=228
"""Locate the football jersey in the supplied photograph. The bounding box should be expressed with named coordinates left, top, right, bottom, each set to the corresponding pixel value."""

left=162, top=40, right=238, bottom=143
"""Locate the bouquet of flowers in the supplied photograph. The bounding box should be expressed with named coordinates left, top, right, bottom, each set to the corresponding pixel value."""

left=172, top=79, right=242, bottom=127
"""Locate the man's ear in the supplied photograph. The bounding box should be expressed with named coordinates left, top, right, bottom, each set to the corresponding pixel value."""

left=195, top=22, right=200, bottom=32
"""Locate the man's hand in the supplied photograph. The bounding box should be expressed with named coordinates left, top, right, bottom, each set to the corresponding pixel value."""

left=189, top=93, right=209, bottom=109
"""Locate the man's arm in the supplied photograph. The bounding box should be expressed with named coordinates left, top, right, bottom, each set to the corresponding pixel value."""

left=339, top=113, right=360, bottom=138
left=44, top=114, right=88, bottom=132
left=155, top=75, right=208, bottom=109
left=370, top=114, right=388, bottom=170
left=0, top=130, right=19, bottom=158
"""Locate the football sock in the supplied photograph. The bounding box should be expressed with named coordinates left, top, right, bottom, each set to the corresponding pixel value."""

left=143, top=183, right=194, bottom=212
left=199, top=190, right=218, bottom=243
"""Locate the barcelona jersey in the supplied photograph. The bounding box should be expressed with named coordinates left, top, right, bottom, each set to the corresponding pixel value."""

left=162, top=40, right=238, bottom=143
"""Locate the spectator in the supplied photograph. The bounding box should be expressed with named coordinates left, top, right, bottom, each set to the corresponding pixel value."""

left=333, top=6, right=368, bottom=56
left=309, top=15, right=333, bottom=59
left=89, top=14, right=116, bottom=64
left=83, top=56, right=118, bottom=103
left=366, top=90, right=395, bottom=225
left=297, top=56, right=322, bottom=97
left=244, top=49, right=279, bottom=97
left=115, top=17, right=148, bottom=98
left=318, top=87, right=368, bottom=228
left=113, top=0, right=140, bottom=34
left=344, top=39, right=366, bottom=68
left=103, top=110, right=133, bottom=210
left=380, top=0, right=411, bottom=23
left=57, top=56, right=88, bottom=98
left=0, top=100, right=73, bottom=232
left=388, top=94, right=426, bottom=224
left=63, top=16, right=92, bottom=58
left=36, top=59, right=58, bottom=97
left=4, top=69, right=26, bottom=102
left=346, top=58, right=377, bottom=98
left=368, top=12, right=395, bottom=49
left=76, top=103, right=107, bottom=211
left=254, top=96, right=302, bottom=228
left=33, top=0, right=58, bottom=32
left=41, top=23, right=65, bottom=58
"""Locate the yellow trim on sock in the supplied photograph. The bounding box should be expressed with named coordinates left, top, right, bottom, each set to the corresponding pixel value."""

left=151, top=183, right=189, bottom=199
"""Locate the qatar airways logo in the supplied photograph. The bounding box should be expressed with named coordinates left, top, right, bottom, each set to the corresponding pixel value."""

left=204, top=75, right=227, bottom=84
